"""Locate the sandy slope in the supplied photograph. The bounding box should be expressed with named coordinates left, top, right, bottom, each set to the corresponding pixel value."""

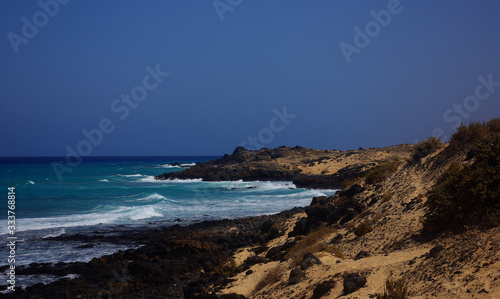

left=220, top=145, right=500, bottom=298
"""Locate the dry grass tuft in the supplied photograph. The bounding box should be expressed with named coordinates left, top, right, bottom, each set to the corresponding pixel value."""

left=212, top=256, right=241, bottom=277
left=251, top=264, right=283, bottom=296
left=353, top=220, right=373, bottom=237
left=285, top=226, right=343, bottom=265
left=375, top=278, right=409, bottom=299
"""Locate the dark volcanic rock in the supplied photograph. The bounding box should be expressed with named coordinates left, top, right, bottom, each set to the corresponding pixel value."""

left=261, top=219, right=280, bottom=241
left=343, top=273, right=367, bottom=294
left=298, top=193, right=365, bottom=235
left=155, top=146, right=382, bottom=190
left=301, top=253, right=322, bottom=270
left=330, top=234, right=343, bottom=245
left=289, top=217, right=307, bottom=237
left=155, top=147, right=307, bottom=183
left=293, top=175, right=342, bottom=189
left=354, top=250, right=371, bottom=260
left=312, top=280, right=335, bottom=299
left=232, top=146, right=246, bottom=155
left=294, top=165, right=373, bottom=189
left=7, top=215, right=284, bottom=298
left=156, top=163, right=297, bottom=182
left=288, top=267, right=306, bottom=285
left=428, top=244, right=445, bottom=258
left=265, top=240, right=296, bottom=262
left=336, top=184, right=364, bottom=198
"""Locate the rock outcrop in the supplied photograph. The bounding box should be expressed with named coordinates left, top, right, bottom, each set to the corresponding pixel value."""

left=156, top=145, right=413, bottom=190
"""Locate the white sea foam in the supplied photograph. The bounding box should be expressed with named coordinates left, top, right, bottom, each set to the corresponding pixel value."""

left=129, top=206, right=163, bottom=220
left=99, top=179, right=109, bottom=182
left=254, top=181, right=296, bottom=190
left=41, top=228, right=66, bottom=239
left=205, top=180, right=297, bottom=191
left=1, top=176, right=337, bottom=235
left=136, top=193, right=167, bottom=201
left=137, top=176, right=203, bottom=183
left=27, top=180, right=35, bottom=185
left=3, top=204, right=164, bottom=234
left=158, top=164, right=181, bottom=169
left=167, top=178, right=203, bottom=183
left=157, top=162, right=196, bottom=168
left=64, top=274, right=80, bottom=280
left=180, top=163, right=196, bottom=167
left=118, top=174, right=145, bottom=178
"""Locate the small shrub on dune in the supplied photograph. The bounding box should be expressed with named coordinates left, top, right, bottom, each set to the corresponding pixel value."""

left=365, top=159, right=399, bottom=185
left=487, top=118, right=500, bottom=132
left=409, top=136, right=442, bottom=164
left=285, top=226, right=343, bottom=265
left=423, top=134, right=500, bottom=234
left=251, top=264, right=283, bottom=295
left=376, top=278, right=409, bottom=299
left=447, top=119, right=500, bottom=154
left=213, top=256, right=241, bottom=277
left=353, top=220, right=373, bottom=237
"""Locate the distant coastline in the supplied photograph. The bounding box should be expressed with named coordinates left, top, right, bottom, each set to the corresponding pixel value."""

left=155, top=145, right=413, bottom=189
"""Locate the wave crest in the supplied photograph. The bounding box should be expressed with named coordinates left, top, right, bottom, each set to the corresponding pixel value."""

left=118, top=174, right=144, bottom=178
left=136, top=193, right=167, bottom=201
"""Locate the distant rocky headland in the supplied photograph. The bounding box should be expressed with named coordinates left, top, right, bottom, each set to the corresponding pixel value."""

left=155, top=145, right=414, bottom=189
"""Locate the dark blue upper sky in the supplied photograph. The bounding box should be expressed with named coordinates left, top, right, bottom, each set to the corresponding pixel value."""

left=1, top=0, right=500, bottom=156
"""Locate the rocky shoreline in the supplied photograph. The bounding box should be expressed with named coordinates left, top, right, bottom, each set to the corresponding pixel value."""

left=1, top=209, right=303, bottom=298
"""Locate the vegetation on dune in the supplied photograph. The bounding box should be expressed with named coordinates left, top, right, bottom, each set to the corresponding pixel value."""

left=409, top=136, right=442, bottom=164
left=212, top=256, right=241, bottom=277
left=448, top=119, right=500, bottom=152
left=353, top=220, right=373, bottom=237
left=423, top=121, right=500, bottom=235
left=251, top=264, right=283, bottom=296
left=375, top=278, right=409, bottom=299
left=365, top=159, right=399, bottom=185
left=285, top=226, right=343, bottom=265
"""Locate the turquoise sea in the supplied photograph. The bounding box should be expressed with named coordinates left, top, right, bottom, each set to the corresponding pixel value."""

left=0, top=156, right=336, bottom=287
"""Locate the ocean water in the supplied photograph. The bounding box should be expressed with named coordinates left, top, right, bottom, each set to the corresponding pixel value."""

left=0, top=156, right=336, bottom=287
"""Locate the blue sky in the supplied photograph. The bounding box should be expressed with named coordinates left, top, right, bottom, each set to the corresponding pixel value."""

left=1, top=0, right=500, bottom=156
